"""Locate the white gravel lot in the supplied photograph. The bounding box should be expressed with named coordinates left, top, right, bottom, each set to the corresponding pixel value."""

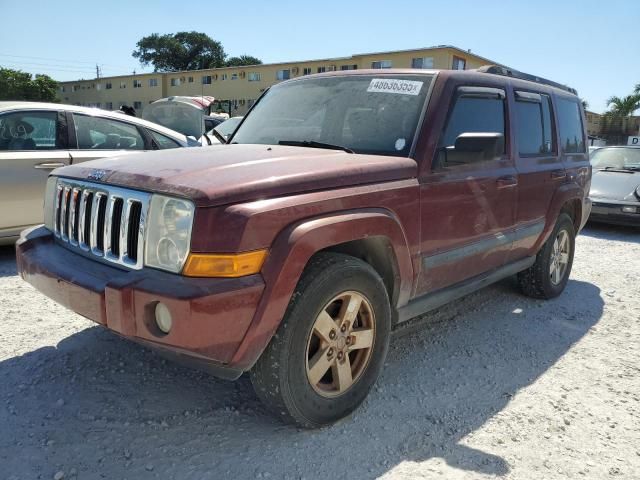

left=0, top=223, right=638, bottom=480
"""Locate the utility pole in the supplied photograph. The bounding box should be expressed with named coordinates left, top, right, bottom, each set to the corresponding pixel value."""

left=96, top=64, right=100, bottom=79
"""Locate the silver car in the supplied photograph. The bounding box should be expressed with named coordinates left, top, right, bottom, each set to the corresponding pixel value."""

left=0, top=102, right=196, bottom=244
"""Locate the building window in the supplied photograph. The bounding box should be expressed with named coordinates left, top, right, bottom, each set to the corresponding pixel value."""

left=452, top=56, right=466, bottom=70
left=276, top=69, right=290, bottom=80
left=119, top=81, right=127, bottom=89
left=73, top=85, right=80, bottom=92
left=248, top=72, right=261, bottom=82
left=105, top=82, right=112, bottom=90
left=133, top=79, right=142, bottom=88
left=95, top=103, right=101, bottom=109
left=231, top=73, right=238, bottom=80
left=188, top=76, right=194, bottom=83
left=149, top=78, right=158, bottom=87
left=221, top=73, right=228, bottom=80
left=106, top=102, right=113, bottom=110
left=411, top=57, right=434, bottom=69
left=170, top=78, right=180, bottom=86
left=371, top=60, right=392, bottom=69
left=202, top=75, right=212, bottom=84
left=60, top=86, right=65, bottom=92
left=303, top=67, right=312, bottom=75
left=133, top=101, right=142, bottom=110
left=317, top=66, right=326, bottom=73
left=340, top=64, right=358, bottom=70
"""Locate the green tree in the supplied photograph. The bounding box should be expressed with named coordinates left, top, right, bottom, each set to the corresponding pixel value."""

left=0, top=67, right=59, bottom=102
left=132, top=32, right=226, bottom=71
left=225, top=55, right=262, bottom=67
left=605, top=94, right=640, bottom=117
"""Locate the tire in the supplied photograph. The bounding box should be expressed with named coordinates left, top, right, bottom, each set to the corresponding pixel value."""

left=250, top=252, right=391, bottom=428
left=518, top=213, right=576, bottom=299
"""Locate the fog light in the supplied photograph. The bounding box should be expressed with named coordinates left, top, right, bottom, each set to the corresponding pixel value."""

left=622, top=206, right=638, bottom=214
left=155, top=303, right=173, bottom=334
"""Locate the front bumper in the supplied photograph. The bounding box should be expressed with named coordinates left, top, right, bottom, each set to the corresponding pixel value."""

left=588, top=199, right=640, bottom=227
left=16, top=226, right=265, bottom=379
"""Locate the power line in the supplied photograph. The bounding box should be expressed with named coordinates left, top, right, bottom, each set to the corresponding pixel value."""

left=0, top=53, right=133, bottom=70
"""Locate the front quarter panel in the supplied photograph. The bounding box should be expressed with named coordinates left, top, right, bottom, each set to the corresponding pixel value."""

left=229, top=209, right=413, bottom=370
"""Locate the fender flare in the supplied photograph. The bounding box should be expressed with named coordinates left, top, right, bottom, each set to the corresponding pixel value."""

left=230, top=208, right=413, bottom=370
left=536, top=182, right=584, bottom=250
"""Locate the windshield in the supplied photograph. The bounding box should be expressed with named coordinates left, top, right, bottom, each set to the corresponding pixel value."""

left=231, top=74, right=433, bottom=157
left=214, top=117, right=243, bottom=138
left=591, top=147, right=640, bottom=170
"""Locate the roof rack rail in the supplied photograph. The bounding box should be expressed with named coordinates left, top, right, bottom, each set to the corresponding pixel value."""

left=476, top=65, right=578, bottom=95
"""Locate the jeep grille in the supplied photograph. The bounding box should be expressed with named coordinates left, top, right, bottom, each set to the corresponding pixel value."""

left=53, top=179, right=150, bottom=269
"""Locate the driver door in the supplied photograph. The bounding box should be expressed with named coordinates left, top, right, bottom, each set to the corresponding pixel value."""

left=415, top=86, right=518, bottom=296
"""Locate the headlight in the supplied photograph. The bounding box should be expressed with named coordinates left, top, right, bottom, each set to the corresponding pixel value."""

left=145, top=194, right=195, bottom=273
left=43, top=176, right=58, bottom=231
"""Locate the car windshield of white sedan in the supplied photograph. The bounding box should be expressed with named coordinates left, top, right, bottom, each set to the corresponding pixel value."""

left=231, top=75, right=433, bottom=157
left=591, top=148, right=640, bottom=170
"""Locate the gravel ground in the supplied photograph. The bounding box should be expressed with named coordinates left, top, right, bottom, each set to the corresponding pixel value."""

left=0, top=224, right=638, bottom=480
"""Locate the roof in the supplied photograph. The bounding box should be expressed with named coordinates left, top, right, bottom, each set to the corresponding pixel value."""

left=0, top=101, right=189, bottom=141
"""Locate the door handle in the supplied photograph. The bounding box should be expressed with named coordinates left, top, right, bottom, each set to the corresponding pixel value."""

left=496, top=175, right=518, bottom=188
left=34, top=162, right=66, bottom=170
left=551, top=169, right=566, bottom=180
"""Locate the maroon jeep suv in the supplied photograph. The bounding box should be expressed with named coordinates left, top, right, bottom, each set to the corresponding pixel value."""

left=16, top=67, right=591, bottom=427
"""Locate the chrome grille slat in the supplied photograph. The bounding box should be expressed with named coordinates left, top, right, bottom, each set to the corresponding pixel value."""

left=52, top=179, right=150, bottom=270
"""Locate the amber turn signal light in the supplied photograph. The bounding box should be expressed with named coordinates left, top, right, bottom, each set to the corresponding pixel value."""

left=182, top=250, right=268, bottom=278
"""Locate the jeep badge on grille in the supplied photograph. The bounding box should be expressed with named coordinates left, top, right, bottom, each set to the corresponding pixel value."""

left=87, top=169, right=107, bottom=181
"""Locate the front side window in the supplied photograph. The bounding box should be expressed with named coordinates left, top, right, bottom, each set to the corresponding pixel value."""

left=149, top=130, right=181, bottom=149
left=515, top=92, right=554, bottom=155
left=72, top=114, right=144, bottom=150
left=372, top=60, right=392, bottom=69
left=437, top=89, right=505, bottom=167
left=232, top=74, right=433, bottom=157
left=557, top=98, right=585, bottom=153
left=0, top=111, right=59, bottom=151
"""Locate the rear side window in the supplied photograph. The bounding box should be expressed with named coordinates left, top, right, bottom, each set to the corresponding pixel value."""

left=515, top=92, right=554, bottom=155
left=0, top=111, right=59, bottom=151
left=149, top=130, right=181, bottom=149
left=73, top=114, right=145, bottom=150
left=556, top=98, right=585, bottom=153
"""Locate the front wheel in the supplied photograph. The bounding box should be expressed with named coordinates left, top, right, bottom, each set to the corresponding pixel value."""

left=518, top=213, right=576, bottom=299
left=250, top=253, right=391, bottom=428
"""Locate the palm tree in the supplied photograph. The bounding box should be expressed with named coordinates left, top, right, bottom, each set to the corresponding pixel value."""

left=606, top=94, right=640, bottom=117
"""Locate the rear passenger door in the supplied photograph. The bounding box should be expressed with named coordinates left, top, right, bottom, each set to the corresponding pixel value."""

left=416, top=86, right=518, bottom=295
left=68, top=113, right=147, bottom=163
left=510, top=90, right=563, bottom=261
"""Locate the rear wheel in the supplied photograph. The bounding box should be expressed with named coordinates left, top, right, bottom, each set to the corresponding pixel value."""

left=250, top=253, right=391, bottom=428
left=518, top=213, right=575, bottom=299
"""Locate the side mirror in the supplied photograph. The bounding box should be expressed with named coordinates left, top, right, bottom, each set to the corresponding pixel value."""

left=454, top=132, right=504, bottom=161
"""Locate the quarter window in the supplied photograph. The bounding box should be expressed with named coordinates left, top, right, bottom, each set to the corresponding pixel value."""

left=72, top=114, right=144, bottom=150
left=515, top=92, right=554, bottom=155
left=556, top=98, right=585, bottom=153
left=149, top=130, right=181, bottom=149
left=0, top=111, right=59, bottom=151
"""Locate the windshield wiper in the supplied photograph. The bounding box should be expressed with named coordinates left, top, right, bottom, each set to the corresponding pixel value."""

left=278, top=140, right=354, bottom=154
left=602, top=166, right=640, bottom=173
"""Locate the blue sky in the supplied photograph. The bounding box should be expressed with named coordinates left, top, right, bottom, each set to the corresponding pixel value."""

left=1, top=0, right=638, bottom=113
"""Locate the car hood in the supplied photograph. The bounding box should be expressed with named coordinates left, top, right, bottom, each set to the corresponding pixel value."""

left=54, top=144, right=417, bottom=207
left=590, top=169, right=640, bottom=202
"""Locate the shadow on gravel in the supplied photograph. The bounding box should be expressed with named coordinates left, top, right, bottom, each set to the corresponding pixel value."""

left=581, top=222, right=640, bottom=243
left=0, top=245, right=17, bottom=278
left=0, top=278, right=603, bottom=480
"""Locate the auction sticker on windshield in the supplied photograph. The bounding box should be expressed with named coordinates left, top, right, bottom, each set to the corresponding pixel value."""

left=367, top=79, right=423, bottom=95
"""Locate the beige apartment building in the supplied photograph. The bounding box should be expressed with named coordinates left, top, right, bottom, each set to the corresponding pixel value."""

left=58, top=45, right=499, bottom=116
